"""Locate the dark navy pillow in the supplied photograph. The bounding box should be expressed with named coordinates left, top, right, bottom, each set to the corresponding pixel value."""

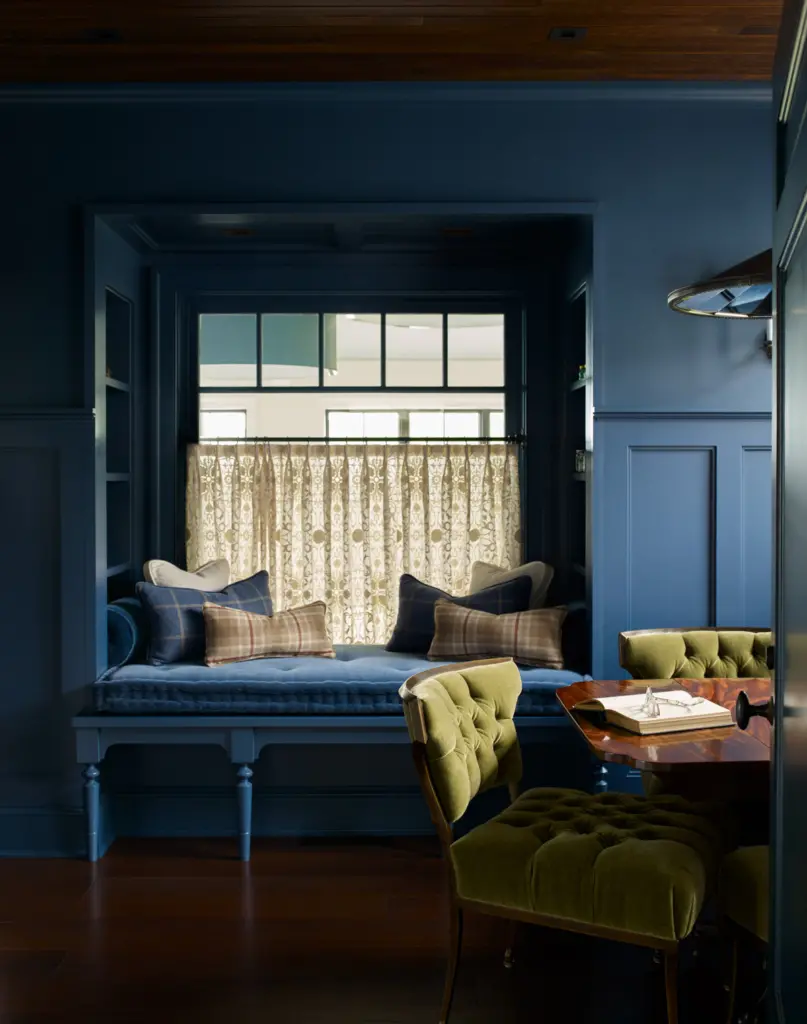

left=386, top=572, right=532, bottom=655
left=136, top=571, right=272, bottom=665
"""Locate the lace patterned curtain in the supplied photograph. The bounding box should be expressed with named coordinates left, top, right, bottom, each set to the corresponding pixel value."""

left=187, top=442, right=521, bottom=645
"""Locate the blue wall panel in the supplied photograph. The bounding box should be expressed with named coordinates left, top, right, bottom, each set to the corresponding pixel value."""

left=594, top=415, right=772, bottom=678
left=627, top=446, right=715, bottom=629
left=740, top=446, right=774, bottom=626
left=0, top=415, right=95, bottom=853
left=0, top=447, right=60, bottom=808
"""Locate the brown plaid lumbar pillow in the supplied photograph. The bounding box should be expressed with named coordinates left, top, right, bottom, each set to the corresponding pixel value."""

left=427, top=599, right=566, bottom=669
left=203, top=601, right=335, bottom=666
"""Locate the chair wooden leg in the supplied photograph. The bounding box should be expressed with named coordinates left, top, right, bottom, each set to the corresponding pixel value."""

left=664, top=951, right=679, bottom=1024
left=503, top=919, right=517, bottom=969
left=725, top=937, right=738, bottom=1024
left=439, top=904, right=463, bottom=1024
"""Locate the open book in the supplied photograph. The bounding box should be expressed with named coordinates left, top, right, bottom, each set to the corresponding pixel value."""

left=573, top=687, right=734, bottom=736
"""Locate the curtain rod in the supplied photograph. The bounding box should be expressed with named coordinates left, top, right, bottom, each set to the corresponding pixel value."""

left=195, top=435, right=525, bottom=444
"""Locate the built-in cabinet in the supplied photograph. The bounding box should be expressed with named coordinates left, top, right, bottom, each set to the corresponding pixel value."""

left=93, top=221, right=146, bottom=674
left=104, top=290, right=134, bottom=591
left=556, top=278, right=593, bottom=669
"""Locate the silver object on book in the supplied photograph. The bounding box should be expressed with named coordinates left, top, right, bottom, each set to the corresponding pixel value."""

left=641, top=687, right=661, bottom=718
left=632, top=688, right=706, bottom=718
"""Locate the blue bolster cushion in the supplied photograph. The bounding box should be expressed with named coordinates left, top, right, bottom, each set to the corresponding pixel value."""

left=107, top=596, right=148, bottom=669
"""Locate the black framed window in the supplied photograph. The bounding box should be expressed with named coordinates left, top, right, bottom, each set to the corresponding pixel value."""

left=194, top=303, right=521, bottom=442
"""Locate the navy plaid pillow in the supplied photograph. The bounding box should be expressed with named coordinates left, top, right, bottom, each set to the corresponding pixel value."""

left=136, top=571, right=272, bottom=665
left=386, top=572, right=532, bottom=655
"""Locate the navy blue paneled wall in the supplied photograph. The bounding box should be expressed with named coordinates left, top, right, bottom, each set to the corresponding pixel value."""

left=0, top=84, right=773, bottom=851
left=595, top=416, right=773, bottom=677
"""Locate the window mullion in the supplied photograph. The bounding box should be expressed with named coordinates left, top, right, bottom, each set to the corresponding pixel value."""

left=318, top=313, right=324, bottom=388
left=257, top=314, right=263, bottom=388
left=380, top=314, right=387, bottom=388
left=442, top=313, right=448, bottom=388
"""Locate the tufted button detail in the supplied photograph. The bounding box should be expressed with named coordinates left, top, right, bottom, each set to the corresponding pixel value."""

left=450, top=785, right=728, bottom=943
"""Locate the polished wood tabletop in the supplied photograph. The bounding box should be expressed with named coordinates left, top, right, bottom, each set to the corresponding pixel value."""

left=556, top=677, right=772, bottom=773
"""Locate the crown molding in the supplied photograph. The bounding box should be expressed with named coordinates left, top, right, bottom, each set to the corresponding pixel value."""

left=0, top=82, right=773, bottom=106
left=0, top=407, right=94, bottom=420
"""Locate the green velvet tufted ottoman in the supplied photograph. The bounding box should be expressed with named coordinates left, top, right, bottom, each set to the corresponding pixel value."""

left=451, top=788, right=723, bottom=943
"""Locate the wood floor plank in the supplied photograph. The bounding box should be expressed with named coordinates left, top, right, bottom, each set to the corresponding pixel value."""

left=0, top=838, right=743, bottom=1022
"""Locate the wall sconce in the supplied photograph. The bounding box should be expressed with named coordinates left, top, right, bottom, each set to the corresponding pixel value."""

left=668, top=249, right=773, bottom=359
left=761, top=318, right=773, bottom=360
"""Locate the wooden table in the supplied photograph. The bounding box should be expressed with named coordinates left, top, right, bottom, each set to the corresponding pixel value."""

left=556, top=677, right=772, bottom=775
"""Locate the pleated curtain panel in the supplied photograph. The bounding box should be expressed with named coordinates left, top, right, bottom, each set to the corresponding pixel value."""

left=187, top=442, right=522, bottom=645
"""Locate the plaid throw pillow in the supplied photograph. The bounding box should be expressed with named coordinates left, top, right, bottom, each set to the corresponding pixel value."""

left=136, top=571, right=272, bottom=665
left=203, top=601, right=335, bottom=666
left=386, top=573, right=532, bottom=655
left=427, top=599, right=567, bottom=669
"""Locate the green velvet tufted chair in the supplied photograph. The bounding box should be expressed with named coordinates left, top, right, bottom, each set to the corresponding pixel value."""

left=400, top=658, right=730, bottom=1024
left=619, top=628, right=771, bottom=807
left=619, top=628, right=772, bottom=681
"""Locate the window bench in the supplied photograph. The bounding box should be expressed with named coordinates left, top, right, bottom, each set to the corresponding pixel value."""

left=73, top=711, right=581, bottom=861
left=74, top=646, right=590, bottom=861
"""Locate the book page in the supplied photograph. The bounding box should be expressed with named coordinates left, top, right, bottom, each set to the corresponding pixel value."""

left=576, top=690, right=728, bottom=722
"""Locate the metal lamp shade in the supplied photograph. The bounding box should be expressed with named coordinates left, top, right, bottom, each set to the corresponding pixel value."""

left=667, top=249, right=772, bottom=319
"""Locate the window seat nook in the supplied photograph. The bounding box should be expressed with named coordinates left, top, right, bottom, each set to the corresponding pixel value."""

left=73, top=646, right=590, bottom=862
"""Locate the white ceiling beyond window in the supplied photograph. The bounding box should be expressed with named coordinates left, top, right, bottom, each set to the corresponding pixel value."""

left=200, top=409, right=247, bottom=439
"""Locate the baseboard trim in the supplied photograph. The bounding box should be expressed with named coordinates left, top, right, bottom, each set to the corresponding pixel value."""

left=0, top=806, right=85, bottom=857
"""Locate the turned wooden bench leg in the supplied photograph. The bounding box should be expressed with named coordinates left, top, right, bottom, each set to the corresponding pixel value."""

left=236, top=764, right=253, bottom=861
left=82, top=764, right=101, bottom=862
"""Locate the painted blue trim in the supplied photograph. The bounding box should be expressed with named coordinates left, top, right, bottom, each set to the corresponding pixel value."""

left=0, top=83, right=773, bottom=105
left=73, top=712, right=571, bottom=729
left=0, top=409, right=94, bottom=420
left=91, top=200, right=599, bottom=220
left=74, top=714, right=570, bottom=757
left=595, top=411, right=773, bottom=420
left=83, top=208, right=97, bottom=414
left=0, top=808, right=86, bottom=858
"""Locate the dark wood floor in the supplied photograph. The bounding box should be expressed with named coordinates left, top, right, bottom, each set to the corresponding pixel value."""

left=0, top=837, right=738, bottom=1023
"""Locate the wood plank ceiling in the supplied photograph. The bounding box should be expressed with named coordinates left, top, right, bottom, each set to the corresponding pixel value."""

left=0, top=1, right=783, bottom=83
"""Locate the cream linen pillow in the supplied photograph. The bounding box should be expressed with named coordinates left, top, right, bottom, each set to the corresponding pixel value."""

left=468, top=560, right=553, bottom=610
left=143, top=558, right=230, bottom=592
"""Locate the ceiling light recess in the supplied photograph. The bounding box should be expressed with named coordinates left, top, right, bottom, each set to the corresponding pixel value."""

left=548, top=27, right=588, bottom=41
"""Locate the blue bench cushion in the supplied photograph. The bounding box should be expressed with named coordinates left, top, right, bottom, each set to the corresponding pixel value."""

left=94, top=645, right=588, bottom=716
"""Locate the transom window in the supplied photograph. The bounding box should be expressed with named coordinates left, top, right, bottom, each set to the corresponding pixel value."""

left=197, top=307, right=511, bottom=440
left=326, top=409, right=505, bottom=440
